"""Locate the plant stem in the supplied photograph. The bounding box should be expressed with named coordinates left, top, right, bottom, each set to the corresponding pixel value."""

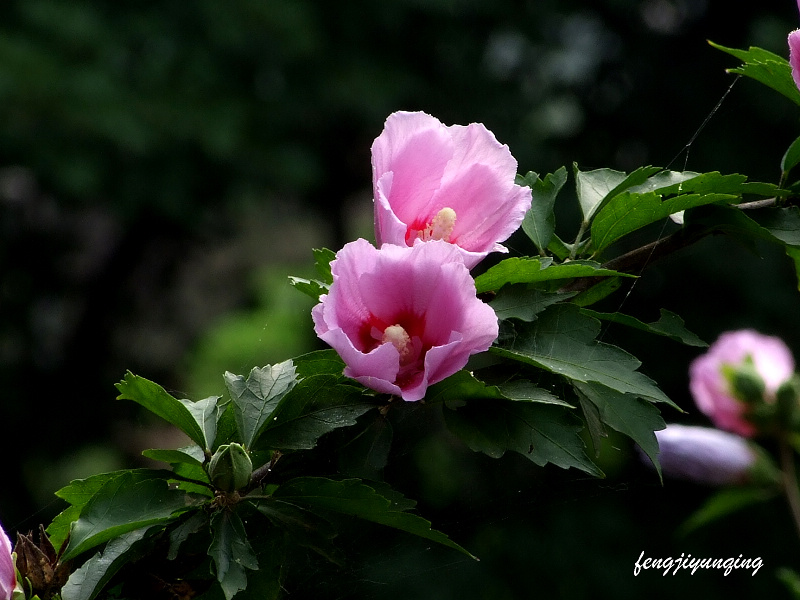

left=570, top=220, right=589, bottom=260
left=779, top=434, right=800, bottom=539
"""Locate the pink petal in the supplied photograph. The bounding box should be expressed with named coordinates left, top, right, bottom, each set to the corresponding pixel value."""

left=790, top=30, right=800, bottom=92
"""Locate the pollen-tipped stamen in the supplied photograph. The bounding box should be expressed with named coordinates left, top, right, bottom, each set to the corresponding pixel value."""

left=382, top=324, right=413, bottom=364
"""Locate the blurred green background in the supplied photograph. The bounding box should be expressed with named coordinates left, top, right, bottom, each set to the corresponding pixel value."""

left=2, top=0, right=800, bottom=597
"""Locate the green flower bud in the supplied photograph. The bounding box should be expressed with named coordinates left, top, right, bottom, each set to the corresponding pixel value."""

left=776, top=375, right=800, bottom=430
left=723, top=360, right=766, bottom=404
left=208, top=443, right=253, bottom=492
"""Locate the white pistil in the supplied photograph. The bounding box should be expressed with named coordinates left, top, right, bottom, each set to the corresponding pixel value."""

left=382, top=324, right=413, bottom=364
left=421, top=207, right=457, bottom=242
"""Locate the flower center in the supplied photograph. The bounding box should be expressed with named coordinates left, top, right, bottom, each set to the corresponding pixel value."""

left=418, top=207, right=457, bottom=242
left=382, top=324, right=413, bottom=365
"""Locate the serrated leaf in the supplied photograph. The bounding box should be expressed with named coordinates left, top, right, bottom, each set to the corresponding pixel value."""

left=424, top=369, right=571, bottom=408
left=590, top=190, right=737, bottom=253
left=337, top=413, right=394, bottom=479
left=443, top=400, right=602, bottom=476
left=490, top=287, right=577, bottom=322
left=580, top=308, right=707, bottom=347
left=710, top=41, right=800, bottom=107
left=474, top=257, right=633, bottom=294
left=292, top=349, right=348, bottom=379
left=209, top=510, right=259, bottom=600
left=168, top=510, right=209, bottom=560
left=116, top=373, right=215, bottom=450
left=313, top=248, right=336, bottom=284
left=61, top=527, right=156, bottom=600
left=62, top=472, right=189, bottom=561
left=678, top=487, right=778, bottom=536
left=273, top=477, right=475, bottom=559
left=288, top=276, right=329, bottom=300
left=48, top=469, right=173, bottom=551
left=520, top=168, right=567, bottom=253
left=254, top=374, right=374, bottom=451
left=224, top=360, right=298, bottom=448
left=491, top=304, right=674, bottom=406
left=574, top=165, right=628, bottom=222
left=783, top=135, right=800, bottom=174
left=142, top=445, right=206, bottom=468
left=572, top=381, right=665, bottom=481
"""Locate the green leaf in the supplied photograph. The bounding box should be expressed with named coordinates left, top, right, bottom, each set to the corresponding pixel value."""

left=292, top=349, right=347, bottom=379
left=253, top=498, right=338, bottom=561
left=748, top=206, right=800, bottom=246
left=571, top=276, right=623, bottom=307
left=424, top=369, right=571, bottom=408
left=60, top=527, right=156, bottom=600
left=337, top=413, right=394, bottom=480
left=787, top=246, right=800, bottom=292
left=576, top=393, right=607, bottom=458
left=490, top=287, right=577, bottom=322
left=678, top=487, right=778, bottom=536
left=572, top=381, right=665, bottom=481
left=288, top=276, right=328, bottom=300
left=62, top=471, right=189, bottom=561
left=710, top=41, right=800, bottom=107
left=443, top=400, right=602, bottom=476
left=491, top=304, right=674, bottom=406
left=580, top=308, right=707, bottom=347
left=474, top=257, right=633, bottom=294
left=782, top=135, right=800, bottom=174
left=224, top=360, right=298, bottom=448
left=209, top=510, right=259, bottom=600
left=520, top=168, right=567, bottom=253
left=116, top=373, right=215, bottom=450
left=589, top=190, right=737, bottom=253
left=142, top=445, right=206, bottom=468
left=47, top=469, right=172, bottom=551
left=254, top=374, right=375, bottom=451
left=574, top=165, right=632, bottom=222
left=272, top=477, right=476, bottom=559
left=312, top=247, right=336, bottom=284
left=168, top=510, right=209, bottom=560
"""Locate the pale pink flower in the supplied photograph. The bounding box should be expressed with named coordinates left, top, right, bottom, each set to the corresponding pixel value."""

left=790, top=29, right=800, bottom=91
left=650, top=425, right=756, bottom=486
left=312, top=239, right=498, bottom=401
left=0, top=524, right=14, bottom=600
left=371, top=111, right=532, bottom=269
left=689, top=330, right=795, bottom=437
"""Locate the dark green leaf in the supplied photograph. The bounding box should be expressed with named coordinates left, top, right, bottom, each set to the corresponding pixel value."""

left=749, top=206, right=800, bottom=246
left=443, top=400, right=602, bottom=476
left=61, top=526, right=156, bottom=600
left=547, top=234, right=572, bottom=260
left=710, top=41, right=800, bottom=107
left=48, top=469, right=173, bottom=551
left=782, top=136, right=800, bottom=174
left=273, top=477, right=476, bottom=559
left=787, top=246, right=800, bottom=292
left=474, top=257, right=633, bottom=294
left=116, top=372, right=214, bottom=450
left=142, top=445, right=206, bottom=468
left=678, top=487, right=778, bottom=536
left=253, top=498, right=338, bottom=562
left=576, top=393, right=606, bottom=458
left=168, top=510, right=209, bottom=560
left=580, top=308, right=707, bottom=347
left=574, top=165, right=628, bottom=222
left=255, top=374, right=374, bottom=451
left=337, top=413, right=394, bottom=479
left=224, top=360, right=298, bottom=448
left=292, top=349, right=347, bottom=379
left=424, top=369, right=571, bottom=408
left=571, top=276, right=623, bottom=307
left=491, top=304, right=674, bottom=406
left=572, top=381, right=665, bottom=481
left=62, top=472, right=189, bottom=561
left=209, top=510, right=259, bottom=600
left=590, top=191, right=737, bottom=253
left=520, top=168, right=567, bottom=253
left=490, top=286, right=577, bottom=322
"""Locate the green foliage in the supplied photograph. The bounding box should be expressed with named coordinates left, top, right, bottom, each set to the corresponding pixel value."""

left=580, top=308, right=707, bottom=347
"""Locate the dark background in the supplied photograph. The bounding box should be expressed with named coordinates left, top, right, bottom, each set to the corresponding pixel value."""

left=1, top=0, right=800, bottom=597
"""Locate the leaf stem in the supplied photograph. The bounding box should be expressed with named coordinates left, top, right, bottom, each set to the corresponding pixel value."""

left=570, top=220, right=589, bottom=260
left=779, top=434, right=800, bottom=539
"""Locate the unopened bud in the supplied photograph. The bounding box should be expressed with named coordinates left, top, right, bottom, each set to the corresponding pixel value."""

left=724, top=360, right=766, bottom=404
left=208, top=443, right=253, bottom=492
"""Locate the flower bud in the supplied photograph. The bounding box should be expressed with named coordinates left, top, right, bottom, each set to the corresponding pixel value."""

left=208, top=443, right=253, bottom=492
left=724, top=359, right=766, bottom=404
left=646, top=424, right=775, bottom=486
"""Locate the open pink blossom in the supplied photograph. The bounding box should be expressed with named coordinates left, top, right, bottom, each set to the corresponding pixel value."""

left=0, top=524, right=14, bottom=600
left=689, top=330, right=795, bottom=437
left=312, top=239, right=498, bottom=401
left=790, top=29, right=800, bottom=91
left=371, top=111, right=532, bottom=269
